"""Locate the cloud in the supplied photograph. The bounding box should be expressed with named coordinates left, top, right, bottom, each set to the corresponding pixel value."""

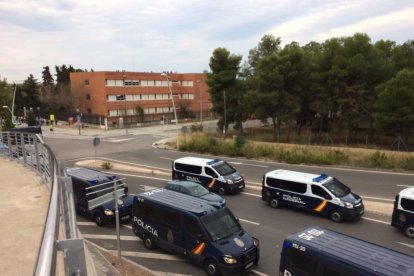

left=0, top=0, right=413, bottom=82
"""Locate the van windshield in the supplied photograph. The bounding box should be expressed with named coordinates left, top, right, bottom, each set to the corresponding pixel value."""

left=201, top=208, right=241, bottom=241
left=323, top=178, right=350, bottom=197
left=212, top=161, right=236, bottom=176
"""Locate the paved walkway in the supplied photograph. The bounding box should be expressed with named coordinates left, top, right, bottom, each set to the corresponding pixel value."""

left=0, top=158, right=48, bottom=275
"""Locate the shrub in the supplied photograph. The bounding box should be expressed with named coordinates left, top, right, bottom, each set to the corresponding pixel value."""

left=369, top=151, right=388, bottom=168
left=234, top=135, right=246, bottom=148
left=400, top=156, right=414, bottom=171
left=190, top=124, right=203, bottom=132
left=101, top=161, right=112, bottom=170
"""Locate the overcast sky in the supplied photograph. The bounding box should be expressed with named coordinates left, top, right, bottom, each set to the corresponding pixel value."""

left=1, top=0, right=413, bottom=82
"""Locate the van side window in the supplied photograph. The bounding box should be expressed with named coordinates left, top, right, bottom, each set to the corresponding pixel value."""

left=401, top=198, right=414, bottom=212
left=186, top=218, right=203, bottom=237
left=161, top=210, right=181, bottom=231
left=267, top=178, right=307, bottom=194
left=289, top=251, right=315, bottom=274
left=311, top=185, right=331, bottom=199
left=175, top=162, right=202, bottom=174
left=205, top=167, right=218, bottom=178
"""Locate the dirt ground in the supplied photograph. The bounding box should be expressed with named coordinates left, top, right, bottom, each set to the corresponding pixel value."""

left=99, top=249, right=157, bottom=276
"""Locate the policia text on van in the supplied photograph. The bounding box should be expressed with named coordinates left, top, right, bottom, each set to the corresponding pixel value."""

left=262, top=170, right=364, bottom=222
left=173, top=157, right=245, bottom=195
left=279, top=226, right=414, bottom=276
left=132, top=189, right=259, bottom=276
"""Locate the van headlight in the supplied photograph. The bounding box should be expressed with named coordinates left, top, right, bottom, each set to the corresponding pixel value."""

left=223, top=256, right=237, bottom=264
left=227, top=179, right=234, bottom=184
left=104, top=209, right=114, bottom=215
left=253, top=237, right=260, bottom=248
left=344, top=202, right=354, bottom=209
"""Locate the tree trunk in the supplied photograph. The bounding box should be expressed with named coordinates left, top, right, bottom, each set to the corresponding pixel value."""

left=272, top=116, right=277, bottom=142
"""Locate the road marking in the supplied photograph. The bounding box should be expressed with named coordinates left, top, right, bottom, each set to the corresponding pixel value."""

left=239, top=218, right=260, bottom=226
left=361, top=217, right=389, bottom=225
left=251, top=270, right=270, bottom=276
left=153, top=135, right=168, bottom=138
left=140, top=184, right=158, bottom=191
left=86, top=239, right=184, bottom=263
left=397, top=184, right=413, bottom=188
left=82, top=234, right=139, bottom=241
left=397, top=242, right=414, bottom=249
left=77, top=221, right=96, bottom=226
left=106, top=138, right=136, bottom=143
left=361, top=196, right=393, bottom=202
left=160, top=156, right=174, bottom=161
left=119, top=250, right=184, bottom=261
left=229, top=162, right=268, bottom=168
left=247, top=181, right=262, bottom=186
left=242, top=192, right=261, bottom=198
left=123, top=224, right=132, bottom=230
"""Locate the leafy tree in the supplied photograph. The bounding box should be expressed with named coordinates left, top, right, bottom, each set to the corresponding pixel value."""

left=374, top=69, right=414, bottom=136
left=54, top=64, right=84, bottom=112
left=40, top=66, right=55, bottom=113
left=20, top=75, right=40, bottom=114
left=134, top=105, right=144, bottom=122
left=0, top=79, right=12, bottom=120
left=26, top=110, right=37, bottom=126
left=393, top=40, right=414, bottom=71
left=206, top=48, right=244, bottom=134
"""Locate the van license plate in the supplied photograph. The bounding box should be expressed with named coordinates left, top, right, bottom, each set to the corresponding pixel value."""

left=238, top=185, right=243, bottom=189
left=245, top=262, right=253, bottom=269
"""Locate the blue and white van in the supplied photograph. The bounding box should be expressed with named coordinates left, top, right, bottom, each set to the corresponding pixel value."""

left=132, top=188, right=259, bottom=276
left=172, top=157, right=245, bottom=195
left=262, top=170, right=364, bottom=222
left=279, top=226, right=414, bottom=276
left=392, top=187, right=414, bottom=238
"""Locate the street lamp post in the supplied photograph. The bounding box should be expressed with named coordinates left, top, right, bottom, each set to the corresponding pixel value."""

left=122, top=71, right=128, bottom=134
left=223, top=90, right=227, bottom=136
left=197, top=80, right=202, bottom=124
left=37, top=106, right=40, bottom=126
left=161, top=73, right=179, bottom=150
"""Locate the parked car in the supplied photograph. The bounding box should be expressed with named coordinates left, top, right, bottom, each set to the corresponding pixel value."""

left=164, top=180, right=226, bottom=208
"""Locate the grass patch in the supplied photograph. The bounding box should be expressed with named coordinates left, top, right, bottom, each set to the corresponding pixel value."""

left=179, top=133, right=414, bottom=171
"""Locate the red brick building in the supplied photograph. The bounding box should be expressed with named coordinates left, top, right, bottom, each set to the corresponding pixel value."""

left=70, top=71, right=210, bottom=126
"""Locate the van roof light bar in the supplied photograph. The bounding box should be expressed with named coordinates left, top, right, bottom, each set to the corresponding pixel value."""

left=312, top=173, right=329, bottom=182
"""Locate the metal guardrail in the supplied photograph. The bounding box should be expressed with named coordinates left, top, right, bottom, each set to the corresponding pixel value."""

left=0, top=131, right=87, bottom=275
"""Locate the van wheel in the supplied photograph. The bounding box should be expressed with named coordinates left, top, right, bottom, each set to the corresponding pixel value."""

left=95, top=215, right=104, bottom=227
left=143, top=235, right=156, bottom=250
left=404, top=225, right=414, bottom=238
left=270, top=198, right=280, bottom=208
left=329, top=210, right=343, bottom=223
left=204, top=259, right=220, bottom=276
left=218, top=186, right=226, bottom=196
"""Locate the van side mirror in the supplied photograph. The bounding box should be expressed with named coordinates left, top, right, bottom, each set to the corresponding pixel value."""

left=324, top=194, right=332, bottom=200
left=124, top=186, right=129, bottom=195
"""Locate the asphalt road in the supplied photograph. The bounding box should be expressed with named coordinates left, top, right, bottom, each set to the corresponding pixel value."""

left=44, top=131, right=414, bottom=276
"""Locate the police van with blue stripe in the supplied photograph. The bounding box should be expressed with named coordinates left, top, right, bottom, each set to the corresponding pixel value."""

left=262, top=170, right=364, bottom=222
left=392, top=187, right=414, bottom=238
left=172, top=157, right=245, bottom=195
left=132, top=188, right=259, bottom=276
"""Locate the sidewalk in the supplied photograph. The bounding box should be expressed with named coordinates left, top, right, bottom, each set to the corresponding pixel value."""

left=0, top=157, right=48, bottom=275
left=0, top=157, right=138, bottom=276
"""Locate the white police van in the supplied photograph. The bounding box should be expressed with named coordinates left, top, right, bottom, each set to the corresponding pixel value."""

left=392, top=187, right=414, bottom=238
left=262, top=170, right=364, bottom=222
left=279, top=226, right=414, bottom=276
left=172, top=157, right=245, bottom=195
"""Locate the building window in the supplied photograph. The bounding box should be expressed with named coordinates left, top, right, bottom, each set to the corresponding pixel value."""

left=87, top=108, right=92, bottom=114
left=116, top=95, right=125, bottom=101
left=84, top=79, right=90, bottom=85
left=124, top=80, right=141, bottom=86
left=86, top=94, right=91, bottom=100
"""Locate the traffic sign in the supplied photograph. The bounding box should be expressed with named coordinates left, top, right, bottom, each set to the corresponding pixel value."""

left=93, top=137, right=101, bottom=147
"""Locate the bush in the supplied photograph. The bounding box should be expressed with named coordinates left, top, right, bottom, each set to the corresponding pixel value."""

left=101, top=161, right=112, bottom=170
left=400, top=156, right=414, bottom=171
left=234, top=135, right=246, bottom=148
left=368, top=151, right=390, bottom=168
left=190, top=124, right=203, bottom=132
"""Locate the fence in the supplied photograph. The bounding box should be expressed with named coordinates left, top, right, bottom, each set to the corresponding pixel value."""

left=0, top=131, right=88, bottom=275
